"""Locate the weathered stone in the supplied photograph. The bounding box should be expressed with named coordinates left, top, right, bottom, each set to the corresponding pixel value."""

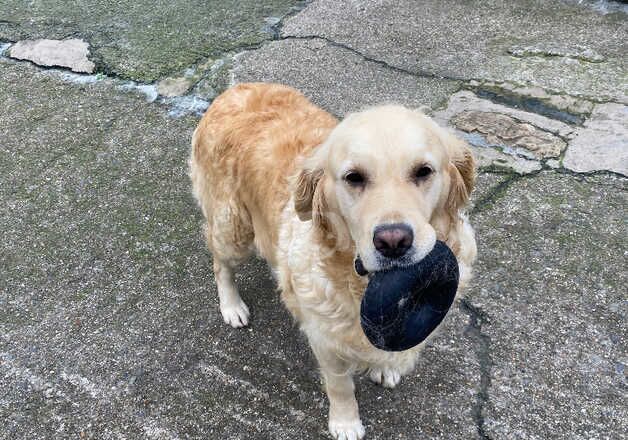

left=546, top=159, right=560, bottom=169
left=192, top=57, right=234, bottom=101
left=463, top=136, right=543, bottom=174
left=469, top=79, right=596, bottom=124
left=563, top=103, right=628, bottom=176
left=547, top=94, right=595, bottom=115
left=8, top=39, right=95, bottom=73
left=452, top=110, right=567, bottom=159
left=165, top=95, right=210, bottom=118
left=156, top=76, right=194, bottom=97
left=508, top=43, right=606, bottom=63
left=432, top=91, right=572, bottom=173
left=511, top=85, right=549, bottom=100
left=434, top=91, right=574, bottom=139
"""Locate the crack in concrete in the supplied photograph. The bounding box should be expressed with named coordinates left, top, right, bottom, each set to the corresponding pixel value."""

left=470, top=174, right=522, bottom=215
left=459, top=299, right=493, bottom=440
left=270, top=0, right=313, bottom=40
left=280, top=34, right=463, bottom=82
left=550, top=166, right=628, bottom=180
left=277, top=34, right=619, bottom=127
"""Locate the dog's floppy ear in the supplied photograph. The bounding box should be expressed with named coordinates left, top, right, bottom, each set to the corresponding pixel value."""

left=444, top=134, right=475, bottom=215
left=293, top=140, right=333, bottom=226
left=293, top=158, right=337, bottom=244
left=294, top=167, right=324, bottom=221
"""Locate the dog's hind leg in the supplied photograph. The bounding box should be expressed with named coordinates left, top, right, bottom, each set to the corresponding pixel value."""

left=203, top=198, right=255, bottom=328
left=190, top=140, right=255, bottom=328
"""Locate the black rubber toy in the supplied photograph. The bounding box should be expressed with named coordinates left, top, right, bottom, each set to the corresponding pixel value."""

left=359, top=240, right=459, bottom=352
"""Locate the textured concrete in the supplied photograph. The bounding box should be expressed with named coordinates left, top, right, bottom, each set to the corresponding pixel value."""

left=470, top=173, right=627, bottom=439
left=1, top=1, right=627, bottom=439
left=283, top=0, right=627, bottom=103
left=231, top=38, right=460, bottom=116
left=0, top=0, right=303, bottom=81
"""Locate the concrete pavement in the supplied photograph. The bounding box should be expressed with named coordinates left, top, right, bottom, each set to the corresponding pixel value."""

left=1, top=1, right=626, bottom=439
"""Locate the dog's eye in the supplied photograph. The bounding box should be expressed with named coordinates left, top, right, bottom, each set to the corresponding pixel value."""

left=413, top=166, right=433, bottom=181
left=344, top=171, right=366, bottom=187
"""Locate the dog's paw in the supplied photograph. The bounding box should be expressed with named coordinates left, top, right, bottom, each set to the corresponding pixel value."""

left=220, top=300, right=250, bottom=328
left=329, top=417, right=365, bottom=440
left=368, top=366, right=401, bottom=389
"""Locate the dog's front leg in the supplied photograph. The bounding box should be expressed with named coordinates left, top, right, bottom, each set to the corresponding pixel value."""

left=312, top=343, right=365, bottom=440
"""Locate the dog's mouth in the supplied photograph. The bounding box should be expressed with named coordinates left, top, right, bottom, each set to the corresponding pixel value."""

left=354, top=256, right=369, bottom=276
left=354, top=253, right=417, bottom=277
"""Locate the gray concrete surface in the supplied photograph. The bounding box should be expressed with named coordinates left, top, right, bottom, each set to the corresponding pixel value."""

left=1, top=1, right=626, bottom=439
left=282, top=0, right=628, bottom=103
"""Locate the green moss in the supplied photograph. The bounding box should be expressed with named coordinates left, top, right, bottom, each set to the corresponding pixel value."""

left=0, top=0, right=301, bottom=82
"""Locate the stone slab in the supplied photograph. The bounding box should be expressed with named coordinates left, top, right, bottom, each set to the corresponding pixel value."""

left=433, top=91, right=575, bottom=140
left=432, top=91, right=563, bottom=174
left=283, top=0, right=628, bottom=103
left=468, top=172, right=627, bottom=439
left=465, top=139, right=543, bottom=175
left=563, top=103, right=628, bottom=176
left=453, top=110, right=566, bottom=159
left=8, top=38, right=95, bottom=73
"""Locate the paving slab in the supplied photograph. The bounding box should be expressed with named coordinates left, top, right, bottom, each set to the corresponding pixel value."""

left=8, top=38, right=95, bottom=73
left=563, top=103, right=628, bottom=176
left=0, top=0, right=302, bottom=82
left=469, top=172, right=627, bottom=439
left=231, top=38, right=460, bottom=116
left=434, top=91, right=575, bottom=141
left=283, top=0, right=628, bottom=103
left=433, top=91, right=566, bottom=174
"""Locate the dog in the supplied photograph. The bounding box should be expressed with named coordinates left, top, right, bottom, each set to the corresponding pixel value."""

left=190, top=83, right=477, bottom=439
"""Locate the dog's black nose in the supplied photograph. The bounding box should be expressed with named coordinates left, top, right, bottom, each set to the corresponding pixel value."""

left=373, top=224, right=413, bottom=259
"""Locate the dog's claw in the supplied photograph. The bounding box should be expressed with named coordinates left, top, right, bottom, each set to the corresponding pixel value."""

left=220, top=301, right=250, bottom=328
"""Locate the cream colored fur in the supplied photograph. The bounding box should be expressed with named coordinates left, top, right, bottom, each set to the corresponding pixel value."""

left=190, top=83, right=477, bottom=439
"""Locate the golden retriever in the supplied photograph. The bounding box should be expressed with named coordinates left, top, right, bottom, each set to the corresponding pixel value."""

left=190, top=83, right=477, bottom=439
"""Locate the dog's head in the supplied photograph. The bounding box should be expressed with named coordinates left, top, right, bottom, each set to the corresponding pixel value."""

left=294, top=105, right=474, bottom=273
